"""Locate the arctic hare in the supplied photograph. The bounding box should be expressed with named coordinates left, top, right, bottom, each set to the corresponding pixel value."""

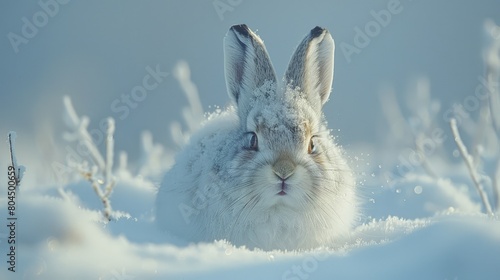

left=156, top=24, right=357, bottom=250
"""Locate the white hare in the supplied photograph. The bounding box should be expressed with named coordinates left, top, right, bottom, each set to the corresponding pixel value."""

left=156, top=24, right=358, bottom=250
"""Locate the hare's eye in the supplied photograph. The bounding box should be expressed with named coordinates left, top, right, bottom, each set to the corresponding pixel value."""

left=308, top=136, right=317, bottom=154
left=245, top=132, right=258, bottom=151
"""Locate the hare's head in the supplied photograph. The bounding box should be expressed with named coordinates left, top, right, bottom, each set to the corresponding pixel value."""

left=223, top=25, right=348, bottom=214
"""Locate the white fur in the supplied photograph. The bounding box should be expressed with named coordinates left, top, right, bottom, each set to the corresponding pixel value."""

left=156, top=25, right=357, bottom=251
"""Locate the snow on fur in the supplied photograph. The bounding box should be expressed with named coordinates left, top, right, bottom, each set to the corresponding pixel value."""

left=156, top=25, right=357, bottom=251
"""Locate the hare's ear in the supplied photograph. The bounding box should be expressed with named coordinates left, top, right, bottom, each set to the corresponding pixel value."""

left=285, top=26, right=334, bottom=111
left=224, top=24, right=277, bottom=116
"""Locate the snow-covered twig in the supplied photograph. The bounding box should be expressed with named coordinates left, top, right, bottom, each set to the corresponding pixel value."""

left=63, top=97, right=106, bottom=171
left=170, top=61, right=204, bottom=147
left=379, top=80, right=439, bottom=179
left=450, top=118, right=493, bottom=216
left=484, top=19, right=500, bottom=212
left=379, top=89, right=408, bottom=144
left=103, top=118, right=115, bottom=198
left=413, top=132, right=438, bottom=179
left=135, top=131, right=173, bottom=180
left=470, top=106, right=490, bottom=166
left=8, top=131, right=25, bottom=187
left=484, top=19, right=500, bottom=133
left=63, top=96, right=116, bottom=221
left=494, top=163, right=500, bottom=212
left=118, top=151, right=128, bottom=173
left=380, top=20, right=500, bottom=215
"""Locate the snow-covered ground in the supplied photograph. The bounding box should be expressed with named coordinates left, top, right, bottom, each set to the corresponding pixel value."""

left=4, top=190, right=500, bottom=279
left=1, top=2, right=500, bottom=279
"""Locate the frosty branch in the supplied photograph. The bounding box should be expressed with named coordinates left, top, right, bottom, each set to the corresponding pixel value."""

left=379, top=79, right=443, bottom=181
left=450, top=118, right=493, bottom=216
left=381, top=19, right=500, bottom=215
left=170, top=61, right=204, bottom=147
left=484, top=19, right=500, bottom=211
left=63, top=96, right=116, bottom=221
left=455, top=19, right=500, bottom=214
left=7, top=131, right=25, bottom=187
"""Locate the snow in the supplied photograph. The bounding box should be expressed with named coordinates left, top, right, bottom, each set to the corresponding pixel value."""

left=1, top=2, right=500, bottom=279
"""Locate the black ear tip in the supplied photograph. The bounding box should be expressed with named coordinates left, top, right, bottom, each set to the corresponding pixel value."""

left=310, top=26, right=327, bottom=38
left=230, top=24, right=251, bottom=37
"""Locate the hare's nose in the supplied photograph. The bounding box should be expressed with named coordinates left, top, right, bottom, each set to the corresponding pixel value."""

left=272, top=158, right=296, bottom=180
